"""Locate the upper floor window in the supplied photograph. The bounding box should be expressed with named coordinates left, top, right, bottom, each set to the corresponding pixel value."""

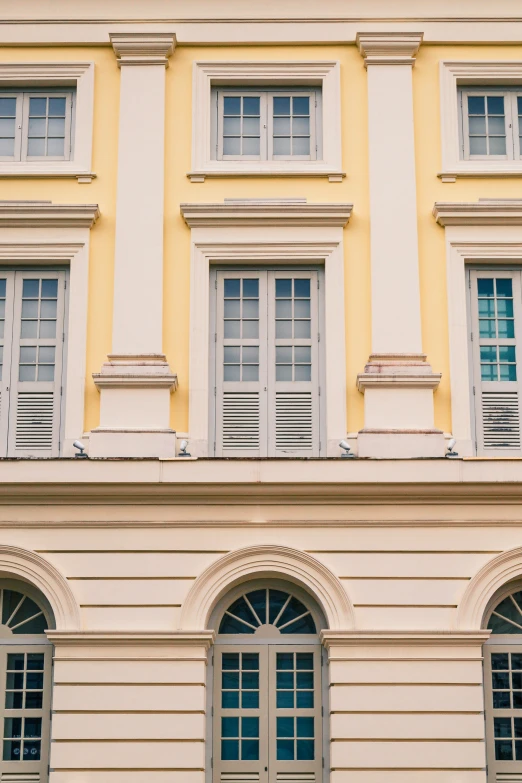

left=0, top=90, right=74, bottom=162
left=469, top=269, right=522, bottom=455
left=460, top=88, right=522, bottom=160
left=213, top=89, right=320, bottom=162
left=210, top=268, right=324, bottom=457
left=0, top=270, right=67, bottom=457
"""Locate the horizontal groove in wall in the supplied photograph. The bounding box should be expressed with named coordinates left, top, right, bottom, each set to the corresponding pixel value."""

left=52, top=711, right=205, bottom=715
left=340, top=576, right=471, bottom=581
left=308, top=550, right=502, bottom=554
left=68, top=577, right=196, bottom=581
left=79, top=604, right=182, bottom=608
left=352, top=604, right=458, bottom=608
left=331, top=683, right=482, bottom=687
left=53, top=738, right=205, bottom=743
left=51, top=769, right=205, bottom=773
left=36, top=550, right=228, bottom=554
left=54, top=682, right=205, bottom=687
left=331, top=738, right=484, bottom=743
left=331, top=711, right=484, bottom=715
left=331, top=768, right=485, bottom=772
left=329, top=658, right=483, bottom=663
left=53, top=658, right=208, bottom=663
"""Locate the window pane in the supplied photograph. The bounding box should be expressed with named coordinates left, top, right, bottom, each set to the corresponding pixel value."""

left=273, top=97, right=291, bottom=115
left=223, top=136, right=240, bottom=156
left=293, top=97, right=310, bottom=115
left=223, top=96, right=241, bottom=115
left=488, top=96, right=505, bottom=114
left=28, top=118, right=46, bottom=137
left=273, top=117, right=291, bottom=135
left=470, top=136, right=487, bottom=155
left=276, top=279, right=292, bottom=297
left=224, top=346, right=240, bottom=363
left=27, top=138, right=45, bottom=156
left=242, top=365, right=258, bottom=382
left=489, top=116, right=505, bottom=134
left=469, top=116, right=486, bottom=134
left=293, top=137, right=310, bottom=155
left=273, top=137, right=291, bottom=155
left=0, top=138, right=15, bottom=156
left=224, top=279, right=240, bottom=297
left=48, top=97, right=66, bottom=116
left=294, top=365, right=311, bottom=381
left=29, top=98, right=47, bottom=116
left=242, top=137, right=260, bottom=156
left=243, top=97, right=260, bottom=116
left=276, top=365, right=292, bottom=381
left=221, top=717, right=238, bottom=738
left=221, top=740, right=239, bottom=760
left=496, top=740, right=513, bottom=760
left=489, top=136, right=506, bottom=155
left=293, top=116, right=310, bottom=135
left=47, top=137, right=65, bottom=156
left=243, top=117, right=259, bottom=135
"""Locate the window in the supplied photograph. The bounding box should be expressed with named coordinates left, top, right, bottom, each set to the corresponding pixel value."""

left=213, top=89, right=319, bottom=161
left=469, top=270, right=522, bottom=455
left=0, top=582, right=52, bottom=783
left=210, top=269, right=323, bottom=457
left=0, top=91, right=74, bottom=162
left=460, top=88, right=522, bottom=160
left=484, top=587, right=522, bottom=781
left=212, top=584, right=323, bottom=783
left=0, top=270, right=67, bottom=457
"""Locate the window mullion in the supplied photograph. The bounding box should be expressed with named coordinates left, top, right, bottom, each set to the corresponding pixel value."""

left=262, top=93, right=269, bottom=161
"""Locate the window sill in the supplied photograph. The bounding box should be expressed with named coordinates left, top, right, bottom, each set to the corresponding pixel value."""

left=439, top=167, right=522, bottom=183
left=187, top=168, right=345, bottom=183
left=0, top=166, right=96, bottom=183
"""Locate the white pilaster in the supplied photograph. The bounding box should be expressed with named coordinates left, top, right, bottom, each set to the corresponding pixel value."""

left=89, top=33, right=178, bottom=459
left=356, top=33, right=444, bottom=458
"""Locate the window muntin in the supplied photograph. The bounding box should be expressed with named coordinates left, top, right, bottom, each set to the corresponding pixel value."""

left=215, top=89, right=319, bottom=162
left=0, top=270, right=67, bottom=458
left=0, top=90, right=73, bottom=162
left=212, top=268, right=322, bottom=458
left=460, top=88, right=522, bottom=160
left=219, top=588, right=317, bottom=636
left=469, top=270, right=522, bottom=455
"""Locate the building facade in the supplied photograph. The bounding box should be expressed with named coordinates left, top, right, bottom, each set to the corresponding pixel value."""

left=2, top=1, right=522, bottom=781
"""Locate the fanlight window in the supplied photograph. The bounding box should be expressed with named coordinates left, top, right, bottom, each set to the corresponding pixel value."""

left=0, top=590, right=46, bottom=635
left=489, top=589, right=522, bottom=633
left=219, top=588, right=316, bottom=635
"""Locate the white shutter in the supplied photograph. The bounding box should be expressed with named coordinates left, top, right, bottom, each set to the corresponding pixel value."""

left=7, top=271, right=66, bottom=458
left=213, top=269, right=322, bottom=458
left=267, top=271, right=320, bottom=457
left=215, top=271, right=268, bottom=457
left=0, top=273, right=15, bottom=456
left=470, top=270, right=522, bottom=456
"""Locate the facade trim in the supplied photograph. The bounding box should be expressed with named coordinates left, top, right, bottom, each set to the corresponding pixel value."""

left=356, top=32, right=423, bottom=66
left=457, top=546, right=522, bottom=630
left=180, top=200, right=353, bottom=227
left=434, top=199, right=522, bottom=226
left=180, top=544, right=355, bottom=632
left=0, top=545, right=80, bottom=630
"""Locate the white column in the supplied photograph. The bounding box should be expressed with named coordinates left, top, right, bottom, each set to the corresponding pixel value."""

left=90, top=34, right=178, bottom=458
left=356, top=33, right=444, bottom=458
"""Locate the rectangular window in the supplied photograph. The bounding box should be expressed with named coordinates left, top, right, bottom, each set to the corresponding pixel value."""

left=0, top=90, right=74, bottom=162
left=0, top=270, right=67, bottom=457
left=210, top=269, right=323, bottom=457
left=484, top=646, right=522, bottom=781
left=460, top=88, right=522, bottom=160
left=469, top=269, right=522, bottom=455
left=213, top=89, right=320, bottom=161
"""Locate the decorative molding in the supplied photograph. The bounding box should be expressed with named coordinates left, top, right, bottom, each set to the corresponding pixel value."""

left=180, top=201, right=353, bottom=228
left=46, top=630, right=215, bottom=648
left=356, top=32, right=423, bottom=66
left=110, top=33, right=176, bottom=67
left=0, top=545, right=80, bottom=631
left=93, top=354, right=178, bottom=391
left=180, top=545, right=355, bottom=632
left=191, top=60, right=342, bottom=180
left=0, top=201, right=100, bottom=228
left=440, top=60, right=522, bottom=177
left=357, top=353, right=442, bottom=391
left=0, top=61, right=95, bottom=178
left=457, top=546, right=522, bottom=630
left=434, top=200, right=522, bottom=226
left=321, top=630, right=491, bottom=648
left=0, top=243, right=83, bottom=262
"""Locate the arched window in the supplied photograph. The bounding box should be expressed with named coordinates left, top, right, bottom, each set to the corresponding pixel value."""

left=484, top=585, right=522, bottom=781
left=0, top=581, right=53, bottom=783
left=210, top=582, right=325, bottom=783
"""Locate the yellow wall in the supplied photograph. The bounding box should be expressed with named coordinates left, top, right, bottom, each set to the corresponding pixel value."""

left=414, top=44, right=522, bottom=433
left=5, top=42, right=521, bottom=438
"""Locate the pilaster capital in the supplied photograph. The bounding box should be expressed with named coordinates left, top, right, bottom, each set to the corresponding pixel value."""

left=110, top=33, right=176, bottom=67
left=356, top=32, right=423, bottom=67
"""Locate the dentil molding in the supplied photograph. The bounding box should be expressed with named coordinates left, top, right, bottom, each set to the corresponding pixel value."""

left=180, top=200, right=353, bottom=228
left=356, top=32, right=423, bottom=66
left=434, top=199, right=522, bottom=226
left=110, top=33, right=176, bottom=66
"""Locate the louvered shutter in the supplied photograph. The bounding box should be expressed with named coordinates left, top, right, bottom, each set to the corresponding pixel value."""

left=470, top=270, right=522, bottom=456
left=7, top=271, right=66, bottom=458
left=0, top=274, right=15, bottom=456
left=267, top=271, right=320, bottom=457
left=215, top=271, right=268, bottom=457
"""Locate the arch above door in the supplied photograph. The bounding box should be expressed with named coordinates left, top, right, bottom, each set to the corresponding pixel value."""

left=180, top=544, right=354, bottom=632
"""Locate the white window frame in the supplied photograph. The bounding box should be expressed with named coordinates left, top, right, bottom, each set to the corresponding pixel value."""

left=190, top=61, right=342, bottom=182
left=434, top=203, right=522, bottom=456
left=182, top=203, right=350, bottom=457
left=0, top=201, right=99, bottom=457
left=213, top=88, right=319, bottom=162
left=460, top=87, right=522, bottom=161
left=440, top=61, right=522, bottom=181
left=0, top=63, right=94, bottom=181
left=0, top=89, right=74, bottom=163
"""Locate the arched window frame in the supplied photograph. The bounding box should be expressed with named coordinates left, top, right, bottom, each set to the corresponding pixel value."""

left=206, top=579, right=330, bottom=783
left=483, top=580, right=522, bottom=782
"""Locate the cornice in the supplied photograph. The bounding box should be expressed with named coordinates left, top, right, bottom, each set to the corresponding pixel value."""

left=0, top=201, right=100, bottom=228
left=356, top=32, right=423, bottom=66
left=110, top=32, right=176, bottom=67
left=357, top=374, right=442, bottom=391
left=46, top=630, right=215, bottom=648
left=92, top=354, right=178, bottom=391
left=434, top=200, right=522, bottom=226
left=180, top=201, right=353, bottom=228
left=321, top=630, right=491, bottom=648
